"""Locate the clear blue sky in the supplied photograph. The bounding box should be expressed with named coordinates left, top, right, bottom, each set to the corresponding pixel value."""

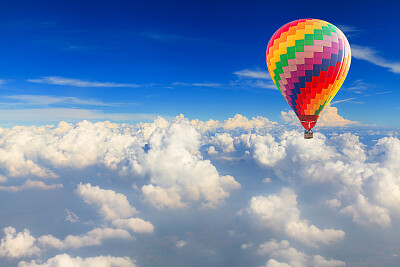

left=0, top=0, right=399, bottom=126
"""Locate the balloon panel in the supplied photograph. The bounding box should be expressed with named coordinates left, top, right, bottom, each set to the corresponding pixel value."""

left=266, top=19, right=351, bottom=129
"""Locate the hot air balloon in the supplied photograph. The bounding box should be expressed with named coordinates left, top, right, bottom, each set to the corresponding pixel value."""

left=266, top=19, right=351, bottom=139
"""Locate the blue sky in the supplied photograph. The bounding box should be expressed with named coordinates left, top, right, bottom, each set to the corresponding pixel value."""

left=0, top=0, right=399, bottom=126
left=1, top=1, right=400, bottom=267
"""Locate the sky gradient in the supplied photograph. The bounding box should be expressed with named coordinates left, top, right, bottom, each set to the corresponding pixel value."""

left=0, top=0, right=399, bottom=126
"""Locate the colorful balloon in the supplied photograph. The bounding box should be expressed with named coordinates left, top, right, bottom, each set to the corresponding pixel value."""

left=266, top=19, right=351, bottom=134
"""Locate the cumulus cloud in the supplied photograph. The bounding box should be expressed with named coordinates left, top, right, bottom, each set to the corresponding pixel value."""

left=258, top=239, right=345, bottom=267
left=0, top=179, right=63, bottom=192
left=340, top=194, right=391, bottom=227
left=318, top=105, right=358, bottom=127
left=0, top=116, right=241, bottom=210
left=209, top=133, right=235, bottom=153
left=280, top=105, right=357, bottom=127
left=112, top=218, right=154, bottom=234
left=76, top=183, right=137, bottom=221
left=65, top=209, right=79, bottom=223
left=325, top=199, right=341, bottom=209
left=139, top=118, right=241, bottom=209
left=247, top=188, right=345, bottom=247
left=190, top=114, right=277, bottom=133
left=142, top=184, right=187, bottom=210
left=76, top=183, right=154, bottom=233
left=0, top=227, right=40, bottom=259
left=18, top=254, right=136, bottom=267
left=38, top=228, right=131, bottom=249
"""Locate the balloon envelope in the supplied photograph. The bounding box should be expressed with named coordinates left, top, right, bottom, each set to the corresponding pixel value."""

left=266, top=19, right=351, bottom=130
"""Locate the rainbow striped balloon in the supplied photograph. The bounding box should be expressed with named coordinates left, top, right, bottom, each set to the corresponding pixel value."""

left=266, top=19, right=351, bottom=130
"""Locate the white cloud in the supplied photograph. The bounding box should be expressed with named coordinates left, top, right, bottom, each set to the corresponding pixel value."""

left=38, top=228, right=131, bottom=249
left=263, top=259, right=291, bottom=267
left=0, top=227, right=40, bottom=259
left=247, top=188, right=345, bottom=247
left=142, top=184, right=187, bottom=210
left=0, top=116, right=240, bottom=209
left=209, top=133, right=235, bottom=153
left=325, top=199, right=341, bottom=209
left=65, top=209, right=79, bottom=223
left=112, top=218, right=154, bottom=234
left=280, top=110, right=298, bottom=125
left=0, top=179, right=63, bottom=192
left=240, top=242, right=253, bottom=250
left=258, top=239, right=345, bottom=267
left=190, top=114, right=277, bottom=133
left=280, top=105, right=357, bottom=128
left=27, top=76, right=141, bottom=87
left=140, top=118, right=241, bottom=209
left=318, top=105, right=358, bottom=127
left=351, top=45, right=400, bottom=74
left=340, top=194, right=391, bottom=227
left=18, top=254, right=136, bottom=267
left=76, top=183, right=154, bottom=234
left=175, top=240, right=187, bottom=248
left=207, top=146, right=218, bottom=155
left=257, top=239, right=309, bottom=267
left=76, top=183, right=137, bottom=221
left=251, top=134, right=286, bottom=167
left=312, top=255, right=346, bottom=267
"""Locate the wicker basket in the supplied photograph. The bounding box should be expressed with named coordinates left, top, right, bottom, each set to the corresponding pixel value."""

left=304, top=132, right=313, bottom=139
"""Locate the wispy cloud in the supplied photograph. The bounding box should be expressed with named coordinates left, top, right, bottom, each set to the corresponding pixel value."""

left=233, top=69, right=271, bottom=80
left=3, top=95, right=128, bottom=107
left=0, top=108, right=161, bottom=123
left=351, top=45, right=400, bottom=74
left=27, top=76, right=141, bottom=87
left=232, top=68, right=276, bottom=90
left=172, top=82, right=222, bottom=87
left=331, top=97, right=358, bottom=105
left=337, top=25, right=362, bottom=38
left=345, top=79, right=369, bottom=93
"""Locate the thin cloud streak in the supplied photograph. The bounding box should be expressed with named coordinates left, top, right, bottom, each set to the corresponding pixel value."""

left=232, top=68, right=277, bottom=90
left=351, top=45, right=400, bottom=74
left=28, top=76, right=141, bottom=87
left=337, top=24, right=362, bottom=38
left=233, top=69, right=271, bottom=80
left=0, top=108, right=161, bottom=123
left=172, top=82, right=222, bottom=87
left=3, top=95, right=132, bottom=107
left=331, top=98, right=357, bottom=104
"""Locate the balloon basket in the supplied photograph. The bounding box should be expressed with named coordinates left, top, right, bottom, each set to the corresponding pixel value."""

left=304, top=130, right=313, bottom=139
